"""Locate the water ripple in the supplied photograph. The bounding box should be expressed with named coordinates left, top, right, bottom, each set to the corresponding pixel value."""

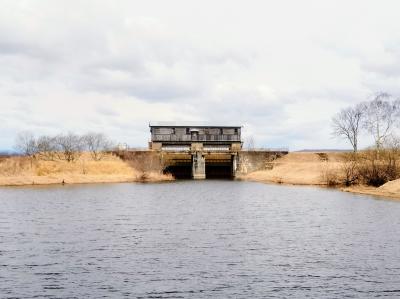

left=0, top=181, right=400, bottom=298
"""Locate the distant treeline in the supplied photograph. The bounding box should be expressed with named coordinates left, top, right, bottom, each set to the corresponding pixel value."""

left=331, top=92, right=400, bottom=186
left=15, top=132, right=114, bottom=162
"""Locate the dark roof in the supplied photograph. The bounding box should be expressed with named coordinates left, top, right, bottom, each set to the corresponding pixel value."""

left=149, top=121, right=241, bottom=128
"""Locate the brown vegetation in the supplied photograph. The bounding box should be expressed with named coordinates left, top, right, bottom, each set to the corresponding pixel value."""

left=0, top=153, right=172, bottom=186
left=3, top=131, right=172, bottom=186
left=241, top=152, right=400, bottom=199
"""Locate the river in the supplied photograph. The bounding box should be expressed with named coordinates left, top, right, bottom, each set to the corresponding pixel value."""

left=1, top=181, right=400, bottom=298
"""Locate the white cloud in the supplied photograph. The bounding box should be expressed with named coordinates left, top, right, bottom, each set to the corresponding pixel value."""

left=1, top=0, right=400, bottom=150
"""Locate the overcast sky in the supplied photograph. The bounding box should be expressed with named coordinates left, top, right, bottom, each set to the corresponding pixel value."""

left=1, top=0, right=400, bottom=151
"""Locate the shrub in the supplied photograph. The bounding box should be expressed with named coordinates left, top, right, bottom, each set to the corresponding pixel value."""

left=341, top=153, right=360, bottom=186
left=358, top=149, right=400, bottom=187
left=322, top=163, right=341, bottom=186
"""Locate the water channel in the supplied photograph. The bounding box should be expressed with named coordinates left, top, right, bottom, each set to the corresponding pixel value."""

left=1, top=181, right=400, bottom=298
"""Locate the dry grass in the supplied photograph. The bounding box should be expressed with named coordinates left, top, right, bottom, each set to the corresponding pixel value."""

left=241, top=152, right=400, bottom=199
left=0, top=153, right=173, bottom=186
left=243, top=152, right=343, bottom=185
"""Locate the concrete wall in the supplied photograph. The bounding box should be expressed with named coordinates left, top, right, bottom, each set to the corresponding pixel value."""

left=115, top=149, right=288, bottom=178
left=115, top=150, right=164, bottom=173
left=237, top=151, right=288, bottom=174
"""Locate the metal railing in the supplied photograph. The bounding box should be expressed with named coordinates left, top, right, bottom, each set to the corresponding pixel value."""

left=152, top=134, right=241, bottom=142
left=162, top=146, right=191, bottom=152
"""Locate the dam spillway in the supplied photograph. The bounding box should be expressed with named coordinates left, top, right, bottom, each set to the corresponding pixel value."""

left=161, top=151, right=237, bottom=179
left=116, top=122, right=288, bottom=179
left=117, top=149, right=288, bottom=179
left=149, top=122, right=242, bottom=179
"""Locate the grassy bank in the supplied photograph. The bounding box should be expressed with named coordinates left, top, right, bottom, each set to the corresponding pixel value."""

left=0, top=153, right=172, bottom=186
left=2, top=151, right=399, bottom=200
left=239, top=152, right=400, bottom=200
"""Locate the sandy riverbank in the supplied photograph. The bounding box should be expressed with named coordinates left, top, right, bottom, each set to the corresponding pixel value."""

left=0, top=153, right=172, bottom=187
left=343, top=179, right=400, bottom=200
left=239, top=152, right=400, bottom=200
left=1, top=152, right=399, bottom=200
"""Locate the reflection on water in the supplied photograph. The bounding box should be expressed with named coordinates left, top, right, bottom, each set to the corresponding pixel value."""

left=1, top=181, right=400, bottom=298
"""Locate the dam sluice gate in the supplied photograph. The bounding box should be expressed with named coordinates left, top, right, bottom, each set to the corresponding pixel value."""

left=160, top=148, right=239, bottom=179
left=116, top=123, right=288, bottom=180
left=150, top=123, right=242, bottom=179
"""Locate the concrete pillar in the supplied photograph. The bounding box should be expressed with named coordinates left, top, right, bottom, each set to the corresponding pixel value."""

left=231, top=154, right=237, bottom=178
left=150, top=142, right=162, bottom=150
left=192, top=151, right=205, bottom=179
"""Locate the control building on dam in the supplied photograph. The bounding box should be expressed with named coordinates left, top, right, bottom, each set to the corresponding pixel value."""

left=149, top=122, right=242, bottom=179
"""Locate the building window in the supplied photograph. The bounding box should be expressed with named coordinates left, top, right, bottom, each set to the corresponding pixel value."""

left=186, top=128, right=190, bottom=134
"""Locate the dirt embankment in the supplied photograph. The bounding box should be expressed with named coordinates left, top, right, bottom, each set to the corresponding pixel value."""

left=240, top=152, right=400, bottom=200
left=0, top=153, right=172, bottom=186
left=240, top=152, right=343, bottom=185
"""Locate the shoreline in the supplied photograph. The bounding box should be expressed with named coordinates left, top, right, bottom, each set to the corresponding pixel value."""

left=0, top=154, right=173, bottom=187
left=0, top=174, right=173, bottom=187
left=238, top=176, right=400, bottom=200
left=237, top=152, right=400, bottom=200
left=1, top=173, right=399, bottom=201
left=341, top=186, right=400, bottom=201
left=1, top=152, right=399, bottom=200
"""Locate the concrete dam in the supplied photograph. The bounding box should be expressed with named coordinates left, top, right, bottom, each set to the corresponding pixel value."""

left=117, top=122, right=288, bottom=179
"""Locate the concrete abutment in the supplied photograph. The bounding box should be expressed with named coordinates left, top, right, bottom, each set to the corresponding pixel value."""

left=116, top=149, right=288, bottom=180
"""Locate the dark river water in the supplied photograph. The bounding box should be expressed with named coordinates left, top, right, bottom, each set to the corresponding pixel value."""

left=1, top=181, right=400, bottom=298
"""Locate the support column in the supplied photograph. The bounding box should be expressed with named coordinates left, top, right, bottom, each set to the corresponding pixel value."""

left=231, top=154, right=237, bottom=178
left=192, top=151, right=205, bottom=179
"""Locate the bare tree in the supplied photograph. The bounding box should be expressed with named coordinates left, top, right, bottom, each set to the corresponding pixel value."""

left=36, top=135, right=57, bottom=161
left=245, top=136, right=255, bottom=150
left=332, top=104, right=364, bottom=153
left=55, top=133, right=84, bottom=162
left=14, top=131, right=37, bottom=166
left=83, top=132, right=113, bottom=161
left=385, top=134, right=400, bottom=150
left=396, top=99, right=400, bottom=128
left=362, top=92, right=400, bottom=153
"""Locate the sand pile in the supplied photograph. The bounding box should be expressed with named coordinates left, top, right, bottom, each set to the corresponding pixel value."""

left=379, top=179, right=400, bottom=195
